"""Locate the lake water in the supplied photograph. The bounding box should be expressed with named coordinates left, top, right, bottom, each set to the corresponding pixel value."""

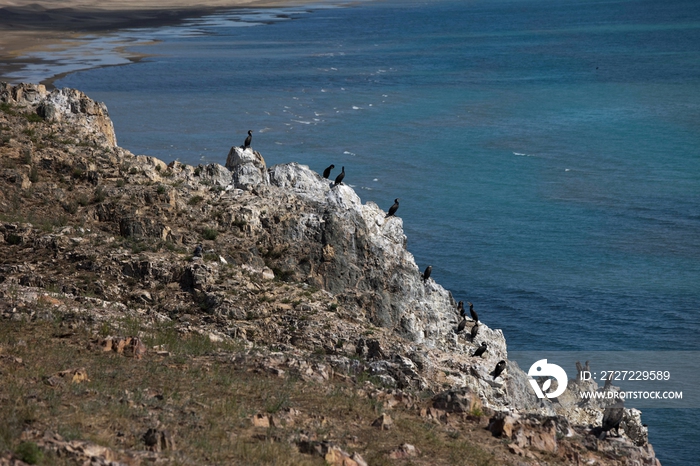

left=52, top=0, right=700, bottom=463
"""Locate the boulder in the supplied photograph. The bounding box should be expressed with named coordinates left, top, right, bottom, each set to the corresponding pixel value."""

left=432, top=387, right=482, bottom=414
left=225, top=146, right=269, bottom=188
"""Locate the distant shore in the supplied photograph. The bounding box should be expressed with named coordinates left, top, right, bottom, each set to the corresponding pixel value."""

left=0, top=0, right=339, bottom=86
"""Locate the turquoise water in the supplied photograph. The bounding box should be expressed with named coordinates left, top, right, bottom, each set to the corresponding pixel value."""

left=56, top=0, right=700, bottom=462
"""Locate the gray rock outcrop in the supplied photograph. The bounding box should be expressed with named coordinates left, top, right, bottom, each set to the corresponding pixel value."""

left=225, top=145, right=268, bottom=189
left=0, top=82, right=116, bottom=147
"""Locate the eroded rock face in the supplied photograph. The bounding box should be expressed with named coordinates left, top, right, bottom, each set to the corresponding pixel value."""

left=266, top=162, right=454, bottom=342
left=0, top=83, right=659, bottom=466
left=247, top=163, right=544, bottom=412
left=0, top=82, right=116, bottom=147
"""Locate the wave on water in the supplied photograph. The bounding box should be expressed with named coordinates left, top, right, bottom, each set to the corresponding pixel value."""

left=343, top=151, right=356, bottom=156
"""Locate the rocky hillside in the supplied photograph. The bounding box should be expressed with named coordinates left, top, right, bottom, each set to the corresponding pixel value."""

left=0, top=82, right=660, bottom=465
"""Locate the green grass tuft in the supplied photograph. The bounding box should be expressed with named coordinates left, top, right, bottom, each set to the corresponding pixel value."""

left=15, top=441, right=44, bottom=464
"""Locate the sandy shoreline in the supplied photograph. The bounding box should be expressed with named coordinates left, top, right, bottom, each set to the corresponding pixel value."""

left=0, top=0, right=335, bottom=86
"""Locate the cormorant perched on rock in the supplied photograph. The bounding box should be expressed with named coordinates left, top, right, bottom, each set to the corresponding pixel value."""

left=322, top=164, right=335, bottom=179
left=457, top=300, right=465, bottom=316
left=492, top=360, right=506, bottom=380
left=385, top=198, right=400, bottom=218
left=470, top=323, right=479, bottom=339
left=243, top=130, right=253, bottom=149
left=422, top=265, right=432, bottom=281
left=468, top=302, right=479, bottom=323
left=472, top=342, right=488, bottom=357
left=598, top=401, right=625, bottom=439
left=455, top=317, right=467, bottom=334
left=576, top=361, right=584, bottom=380
left=193, top=244, right=203, bottom=258
left=334, top=166, right=345, bottom=186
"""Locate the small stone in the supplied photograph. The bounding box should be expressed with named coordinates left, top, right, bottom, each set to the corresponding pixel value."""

left=261, top=267, right=275, bottom=280
left=45, top=375, right=65, bottom=387
left=252, top=413, right=270, bottom=428
left=124, top=338, right=147, bottom=359
left=388, top=443, right=420, bottom=459
left=324, top=447, right=358, bottom=466
left=142, top=428, right=175, bottom=452
left=488, top=412, right=516, bottom=438
left=372, top=413, right=393, bottom=430
left=351, top=452, right=368, bottom=466
left=68, top=368, right=89, bottom=384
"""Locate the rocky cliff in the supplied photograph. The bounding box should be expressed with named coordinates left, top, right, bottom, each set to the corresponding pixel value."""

left=0, top=83, right=661, bottom=465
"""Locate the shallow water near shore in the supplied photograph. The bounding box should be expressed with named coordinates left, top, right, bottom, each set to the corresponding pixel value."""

left=55, top=0, right=700, bottom=463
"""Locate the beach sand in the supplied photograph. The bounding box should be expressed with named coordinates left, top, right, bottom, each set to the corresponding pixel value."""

left=0, top=0, right=320, bottom=85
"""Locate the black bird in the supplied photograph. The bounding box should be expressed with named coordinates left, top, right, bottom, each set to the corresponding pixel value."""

left=334, top=166, right=345, bottom=186
left=385, top=198, right=400, bottom=218
left=193, top=244, right=203, bottom=258
left=322, top=164, right=335, bottom=179
left=455, top=317, right=467, bottom=334
left=470, top=323, right=479, bottom=339
left=243, top=130, right=253, bottom=149
left=599, top=401, right=625, bottom=439
left=422, top=265, right=432, bottom=281
left=457, top=300, right=465, bottom=317
left=468, top=302, right=479, bottom=323
left=472, top=342, right=488, bottom=358
left=576, top=361, right=584, bottom=380
left=492, top=360, right=506, bottom=380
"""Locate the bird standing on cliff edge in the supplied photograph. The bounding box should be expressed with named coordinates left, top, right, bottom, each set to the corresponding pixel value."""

left=468, top=302, right=479, bottom=323
left=386, top=198, right=400, bottom=218
left=334, top=166, right=345, bottom=186
left=492, top=360, right=506, bottom=380
left=422, top=265, right=432, bottom=282
left=243, top=130, right=253, bottom=149
left=457, top=300, right=465, bottom=316
left=472, top=342, right=488, bottom=357
left=323, top=164, right=335, bottom=179
left=470, top=323, right=479, bottom=340
left=455, top=317, right=467, bottom=334
left=599, top=401, right=625, bottom=439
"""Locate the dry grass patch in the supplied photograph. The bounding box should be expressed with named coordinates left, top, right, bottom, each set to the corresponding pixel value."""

left=0, top=317, right=504, bottom=465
